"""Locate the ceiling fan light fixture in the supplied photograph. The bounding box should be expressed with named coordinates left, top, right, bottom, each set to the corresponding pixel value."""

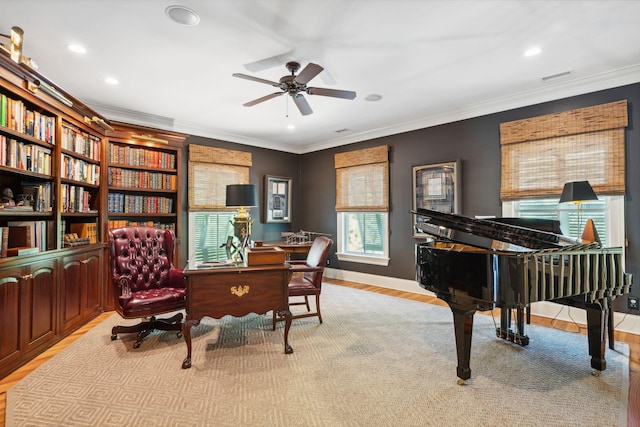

left=165, top=5, right=200, bottom=26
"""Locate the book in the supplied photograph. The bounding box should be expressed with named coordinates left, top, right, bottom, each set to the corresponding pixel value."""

left=7, top=224, right=33, bottom=248
left=0, top=226, right=8, bottom=257
left=7, top=246, right=40, bottom=256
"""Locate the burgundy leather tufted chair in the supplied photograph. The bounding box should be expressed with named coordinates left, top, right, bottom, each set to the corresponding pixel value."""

left=273, top=236, right=333, bottom=329
left=108, top=226, right=186, bottom=348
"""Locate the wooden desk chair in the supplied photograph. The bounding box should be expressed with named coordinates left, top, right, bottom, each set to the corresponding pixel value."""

left=273, top=236, right=333, bottom=329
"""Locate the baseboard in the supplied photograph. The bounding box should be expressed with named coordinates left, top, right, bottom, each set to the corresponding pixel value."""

left=325, top=267, right=640, bottom=336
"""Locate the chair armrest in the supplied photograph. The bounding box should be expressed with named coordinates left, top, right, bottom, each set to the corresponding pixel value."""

left=287, top=260, right=307, bottom=265
left=169, top=268, right=186, bottom=288
left=288, top=263, right=324, bottom=273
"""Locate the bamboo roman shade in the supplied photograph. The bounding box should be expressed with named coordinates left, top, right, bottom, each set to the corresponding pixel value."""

left=188, top=145, right=252, bottom=210
left=335, top=145, right=389, bottom=212
left=500, top=100, right=628, bottom=201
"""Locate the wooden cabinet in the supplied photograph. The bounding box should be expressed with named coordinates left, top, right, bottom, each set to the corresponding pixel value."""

left=58, top=247, right=102, bottom=335
left=0, top=254, right=56, bottom=379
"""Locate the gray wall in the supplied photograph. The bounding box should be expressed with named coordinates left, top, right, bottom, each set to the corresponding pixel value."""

left=183, top=82, right=640, bottom=312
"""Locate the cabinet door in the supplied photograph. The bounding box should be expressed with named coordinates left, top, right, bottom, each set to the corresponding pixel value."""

left=84, top=249, right=102, bottom=315
left=59, top=253, right=84, bottom=333
left=22, top=259, right=56, bottom=353
left=0, top=266, right=23, bottom=367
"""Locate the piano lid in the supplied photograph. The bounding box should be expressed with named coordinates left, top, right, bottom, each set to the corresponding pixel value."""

left=412, top=207, right=582, bottom=251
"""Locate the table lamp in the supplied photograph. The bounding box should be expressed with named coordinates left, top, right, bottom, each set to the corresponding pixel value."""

left=559, top=180, right=598, bottom=237
left=226, top=184, right=258, bottom=247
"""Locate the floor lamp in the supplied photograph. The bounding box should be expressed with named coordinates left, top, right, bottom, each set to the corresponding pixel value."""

left=559, top=180, right=598, bottom=239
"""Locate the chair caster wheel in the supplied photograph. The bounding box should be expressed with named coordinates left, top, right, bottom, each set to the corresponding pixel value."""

left=177, top=332, right=183, bottom=339
left=111, top=334, right=117, bottom=341
left=133, top=342, right=141, bottom=349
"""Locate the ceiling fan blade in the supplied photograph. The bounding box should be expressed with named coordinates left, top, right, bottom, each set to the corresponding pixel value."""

left=244, top=50, right=295, bottom=72
left=294, top=63, right=324, bottom=85
left=243, top=92, right=284, bottom=107
left=232, top=73, right=280, bottom=87
left=293, top=94, right=313, bottom=116
left=307, top=87, right=357, bottom=100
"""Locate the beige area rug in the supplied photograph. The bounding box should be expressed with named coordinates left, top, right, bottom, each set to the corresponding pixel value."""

left=7, top=284, right=629, bottom=427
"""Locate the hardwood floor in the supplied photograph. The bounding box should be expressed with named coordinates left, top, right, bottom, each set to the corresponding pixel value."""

left=0, top=278, right=638, bottom=426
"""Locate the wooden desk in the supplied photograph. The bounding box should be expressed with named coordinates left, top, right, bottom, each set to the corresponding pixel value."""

left=181, top=263, right=293, bottom=369
left=263, top=242, right=312, bottom=259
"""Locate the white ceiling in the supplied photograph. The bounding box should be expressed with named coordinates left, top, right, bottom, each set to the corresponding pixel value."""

left=2, top=1, right=640, bottom=154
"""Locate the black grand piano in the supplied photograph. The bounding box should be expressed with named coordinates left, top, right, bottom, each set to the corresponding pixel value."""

left=413, top=207, right=632, bottom=384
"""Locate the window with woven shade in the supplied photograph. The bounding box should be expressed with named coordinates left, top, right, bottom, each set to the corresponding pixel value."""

left=500, top=100, right=628, bottom=244
left=335, top=145, right=390, bottom=266
left=187, top=145, right=252, bottom=263
left=500, top=100, right=627, bottom=201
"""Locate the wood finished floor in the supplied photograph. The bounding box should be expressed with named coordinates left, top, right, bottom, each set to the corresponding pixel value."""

left=0, top=278, right=638, bottom=427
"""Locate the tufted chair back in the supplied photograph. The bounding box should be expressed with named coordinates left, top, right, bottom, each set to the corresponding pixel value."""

left=108, top=226, right=186, bottom=319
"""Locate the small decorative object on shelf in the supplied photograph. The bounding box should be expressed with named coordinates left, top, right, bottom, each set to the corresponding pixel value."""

left=63, top=232, right=90, bottom=247
left=1, top=187, right=16, bottom=206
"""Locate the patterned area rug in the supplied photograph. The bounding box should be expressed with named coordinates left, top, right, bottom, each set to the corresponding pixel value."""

left=7, top=284, right=628, bottom=426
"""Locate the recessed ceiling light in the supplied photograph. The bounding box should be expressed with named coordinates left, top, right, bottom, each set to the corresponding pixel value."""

left=287, top=124, right=295, bottom=130
left=365, top=94, right=383, bottom=102
left=524, top=47, right=542, bottom=57
left=67, top=44, right=86, bottom=54
left=165, top=5, right=200, bottom=26
left=105, top=77, right=119, bottom=85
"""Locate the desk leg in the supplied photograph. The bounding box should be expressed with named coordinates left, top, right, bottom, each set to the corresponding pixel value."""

left=181, top=319, right=201, bottom=369
left=277, top=309, right=294, bottom=354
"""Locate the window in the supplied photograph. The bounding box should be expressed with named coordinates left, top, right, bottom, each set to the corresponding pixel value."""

left=336, top=212, right=389, bottom=265
left=188, top=212, right=235, bottom=263
left=502, top=195, right=624, bottom=248
left=335, top=145, right=389, bottom=266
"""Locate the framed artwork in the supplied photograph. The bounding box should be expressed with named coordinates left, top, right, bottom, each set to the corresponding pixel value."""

left=412, top=160, right=461, bottom=237
left=264, top=175, right=292, bottom=223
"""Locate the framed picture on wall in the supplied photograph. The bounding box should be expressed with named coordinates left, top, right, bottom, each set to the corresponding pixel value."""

left=264, top=175, right=292, bottom=223
left=412, top=160, right=461, bottom=237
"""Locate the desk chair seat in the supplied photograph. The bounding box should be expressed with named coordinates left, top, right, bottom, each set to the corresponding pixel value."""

left=109, top=226, right=186, bottom=348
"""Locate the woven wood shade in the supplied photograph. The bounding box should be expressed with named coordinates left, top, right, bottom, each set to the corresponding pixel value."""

left=500, top=101, right=628, bottom=201
left=335, top=145, right=389, bottom=212
left=188, top=145, right=252, bottom=210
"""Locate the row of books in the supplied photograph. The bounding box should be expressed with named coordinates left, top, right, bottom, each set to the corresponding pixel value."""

left=61, top=123, right=101, bottom=161
left=61, top=154, right=100, bottom=185
left=108, top=220, right=175, bottom=231
left=0, top=92, right=56, bottom=144
left=108, top=144, right=176, bottom=169
left=107, top=193, right=174, bottom=214
left=0, top=221, right=48, bottom=257
left=108, top=167, right=177, bottom=190
left=21, top=181, right=53, bottom=212
left=59, top=220, right=99, bottom=247
left=0, top=135, right=52, bottom=174
left=60, top=184, right=94, bottom=213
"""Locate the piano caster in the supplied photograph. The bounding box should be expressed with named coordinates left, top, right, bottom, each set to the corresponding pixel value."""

left=591, top=370, right=602, bottom=377
left=457, top=379, right=466, bottom=386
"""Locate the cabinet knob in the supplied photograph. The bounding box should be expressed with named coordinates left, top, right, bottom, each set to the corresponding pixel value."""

left=81, top=259, right=90, bottom=264
left=21, top=274, right=33, bottom=280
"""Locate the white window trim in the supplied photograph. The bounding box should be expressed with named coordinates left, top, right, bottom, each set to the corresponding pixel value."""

left=335, top=212, right=390, bottom=266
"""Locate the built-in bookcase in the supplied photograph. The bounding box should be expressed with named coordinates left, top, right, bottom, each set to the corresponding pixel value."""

left=105, top=122, right=186, bottom=262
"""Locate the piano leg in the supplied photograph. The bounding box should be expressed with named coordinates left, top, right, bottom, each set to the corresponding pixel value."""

left=449, top=304, right=476, bottom=384
left=607, top=298, right=615, bottom=350
left=585, top=302, right=607, bottom=373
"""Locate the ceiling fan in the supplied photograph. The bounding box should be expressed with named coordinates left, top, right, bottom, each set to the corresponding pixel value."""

left=232, top=61, right=356, bottom=116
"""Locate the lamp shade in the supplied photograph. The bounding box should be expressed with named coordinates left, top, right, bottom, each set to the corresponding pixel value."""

left=559, top=181, right=598, bottom=204
left=226, top=184, right=258, bottom=207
